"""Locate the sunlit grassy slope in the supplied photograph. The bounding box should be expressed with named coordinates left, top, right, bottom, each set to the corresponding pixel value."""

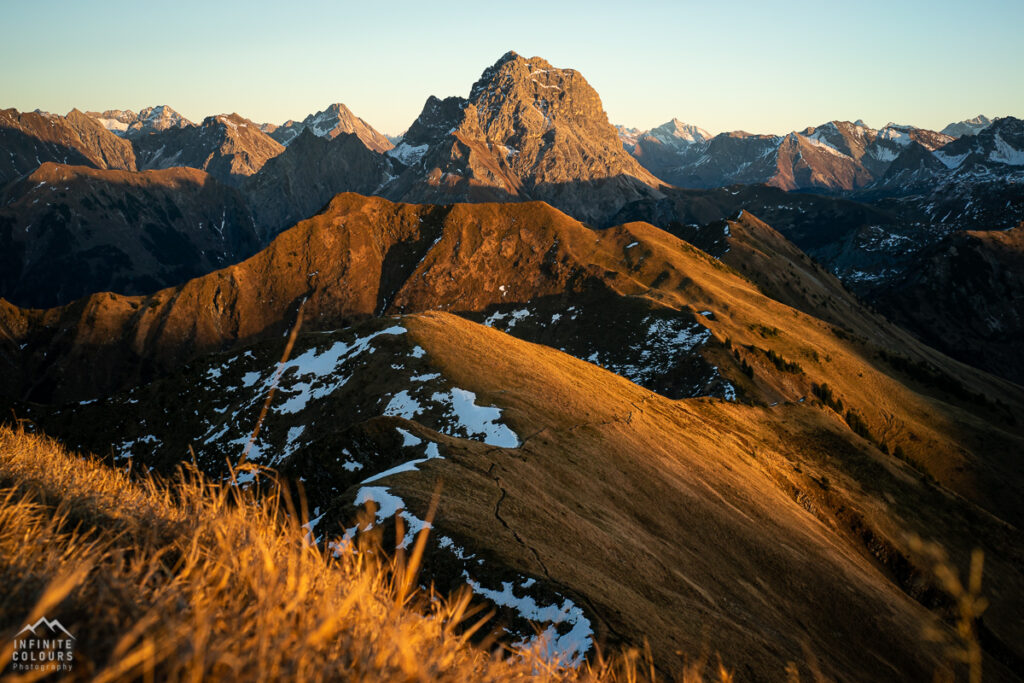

left=0, top=424, right=736, bottom=682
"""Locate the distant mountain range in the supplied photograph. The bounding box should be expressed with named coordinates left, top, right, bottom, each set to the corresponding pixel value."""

left=19, top=102, right=1009, bottom=204
left=613, top=114, right=1021, bottom=195
left=1, top=53, right=1022, bottom=386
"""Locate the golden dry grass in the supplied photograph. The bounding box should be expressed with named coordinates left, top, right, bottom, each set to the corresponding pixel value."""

left=0, top=424, right=734, bottom=682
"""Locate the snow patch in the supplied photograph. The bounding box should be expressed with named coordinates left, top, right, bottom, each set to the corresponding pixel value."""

left=384, top=390, right=422, bottom=420
left=430, top=388, right=519, bottom=447
left=410, top=372, right=441, bottom=382
left=387, top=142, right=430, bottom=166
left=361, top=441, right=442, bottom=484
left=463, top=575, right=593, bottom=667
left=869, top=145, right=900, bottom=162
left=804, top=132, right=849, bottom=158
left=396, top=427, right=423, bottom=447
left=989, top=134, right=1024, bottom=166
left=351, top=487, right=429, bottom=549
left=269, top=326, right=407, bottom=414
left=934, top=150, right=969, bottom=169
left=483, top=308, right=530, bottom=329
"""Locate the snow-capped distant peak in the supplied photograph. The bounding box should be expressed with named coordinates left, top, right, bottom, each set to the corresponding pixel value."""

left=878, top=124, right=915, bottom=146
left=84, top=106, right=192, bottom=136
left=265, top=103, right=393, bottom=152
left=646, top=119, right=712, bottom=147
left=138, top=105, right=190, bottom=126
left=941, top=115, right=994, bottom=138
left=87, top=110, right=136, bottom=136
left=96, top=118, right=130, bottom=135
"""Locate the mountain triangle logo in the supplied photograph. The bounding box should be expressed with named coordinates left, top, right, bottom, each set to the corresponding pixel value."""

left=8, top=616, right=75, bottom=674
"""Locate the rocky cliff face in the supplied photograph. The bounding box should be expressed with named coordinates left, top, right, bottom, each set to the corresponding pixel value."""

left=0, top=163, right=259, bottom=308
left=383, top=52, right=665, bottom=224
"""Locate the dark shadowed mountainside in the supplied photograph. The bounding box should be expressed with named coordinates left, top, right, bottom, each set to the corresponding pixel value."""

left=869, top=224, right=1024, bottom=385
left=0, top=163, right=259, bottom=308
left=0, top=108, right=137, bottom=185
left=243, top=129, right=395, bottom=240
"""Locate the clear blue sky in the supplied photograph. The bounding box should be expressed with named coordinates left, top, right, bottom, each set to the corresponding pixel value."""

left=2, top=0, right=1021, bottom=136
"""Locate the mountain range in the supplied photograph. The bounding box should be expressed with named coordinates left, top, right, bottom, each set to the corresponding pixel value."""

left=2, top=54, right=1021, bottom=387
left=615, top=114, right=1023, bottom=196
left=2, top=51, right=1023, bottom=680
left=3, top=53, right=1021, bottom=386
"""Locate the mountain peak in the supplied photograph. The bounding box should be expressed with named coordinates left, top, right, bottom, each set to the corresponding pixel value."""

left=137, top=105, right=191, bottom=128
left=497, top=49, right=521, bottom=64
left=468, top=51, right=557, bottom=101
left=647, top=119, right=712, bottom=146
left=84, top=105, right=193, bottom=137
left=385, top=53, right=663, bottom=223
left=211, top=112, right=250, bottom=127
left=267, top=102, right=392, bottom=152
left=941, top=114, right=994, bottom=138
left=315, top=102, right=353, bottom=119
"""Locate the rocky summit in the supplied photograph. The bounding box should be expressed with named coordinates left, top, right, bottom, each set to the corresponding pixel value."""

left=267, top=102, right=394, bottom=153
left=382, top=52, right=666, bottom=224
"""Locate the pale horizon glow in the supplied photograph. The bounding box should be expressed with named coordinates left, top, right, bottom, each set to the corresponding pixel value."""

left=1, top=0, right=1021, bottom=137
